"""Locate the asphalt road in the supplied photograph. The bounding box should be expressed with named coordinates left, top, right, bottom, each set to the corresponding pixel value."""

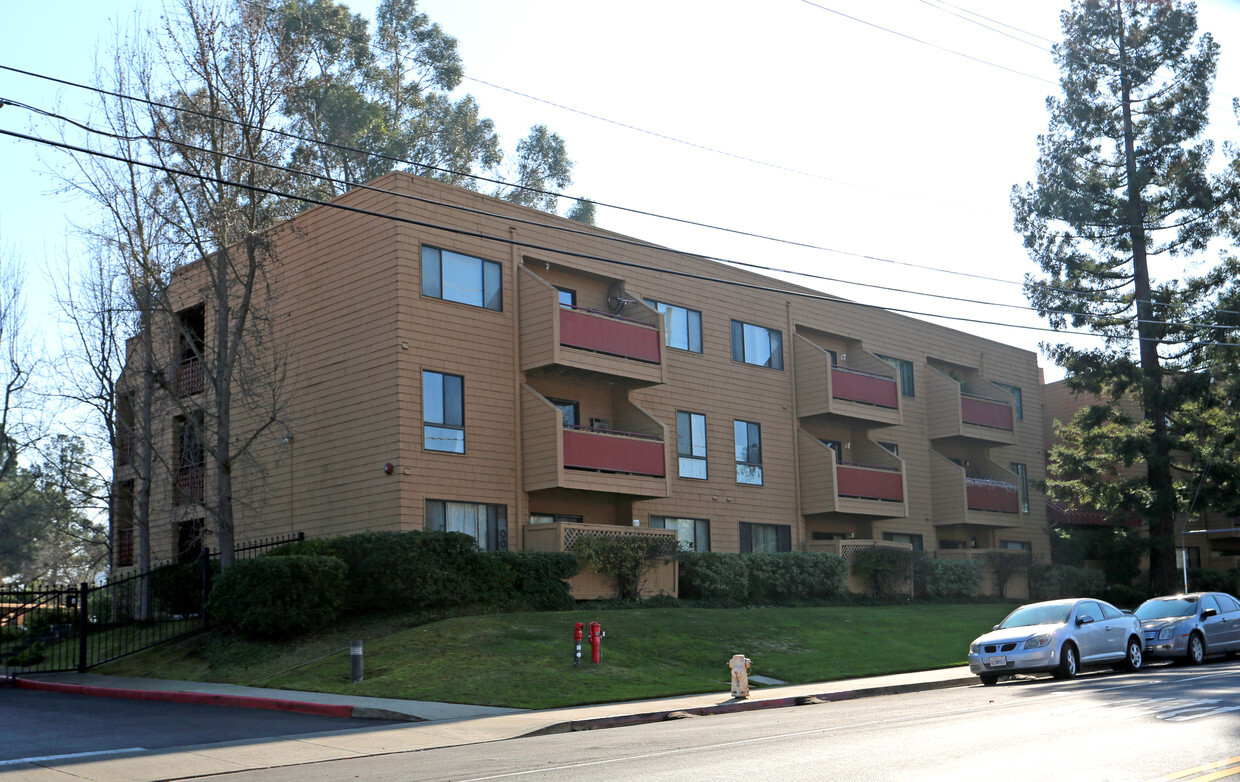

left=189, top=660, right=1240, bottom=782
left=0, top=688, right=400, bottom=766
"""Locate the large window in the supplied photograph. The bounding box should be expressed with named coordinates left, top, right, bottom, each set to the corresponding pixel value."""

left=730, top=320, right=783, bottom=369
left=993, top=381, right=1024, bottom=420
left=650, top=516, right=711, bottom=552
left=739, top=522, right=790, bottom=553
left=422, top=246, right=502, bottom=311
left=882, top=532, right=924, bottom=552
left=174, top=411, right=205, bottom=506
left=677, top=411, right=707, bottom=479
left=734, top=420, right=763, bottom=485
left=426, top=500, right=507, bottom=551
left=645, top=299, right=702, bottom=353
left=1010, top=462, right=1029, bottom=513
left=423, top=371, right=464, bottom=453
left=876, top=354, right=915, bottom=397
left=549, top=398, right=579, bottom=428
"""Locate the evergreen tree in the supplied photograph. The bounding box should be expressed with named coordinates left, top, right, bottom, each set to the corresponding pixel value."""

left=1012, top=0, right=1225, bottom=593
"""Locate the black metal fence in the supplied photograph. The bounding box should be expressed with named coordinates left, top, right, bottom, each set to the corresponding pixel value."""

left=1, top=531, right=303, bottom=676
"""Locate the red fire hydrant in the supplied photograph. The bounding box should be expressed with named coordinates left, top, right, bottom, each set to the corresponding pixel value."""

left=573, top=622, right=584, bottom=667
left=589, top=621, right=604, bottom=664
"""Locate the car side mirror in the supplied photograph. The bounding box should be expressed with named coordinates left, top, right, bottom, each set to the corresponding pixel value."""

left=1202, top=608, right=1218, bottom=619
left=992, top=624, right=1000, bottom=631
left=1076, top=615, right=1095, bottom=626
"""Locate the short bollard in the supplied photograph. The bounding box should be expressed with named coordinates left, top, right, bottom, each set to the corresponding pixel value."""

left=573, top=622, right=584, bottom=667
left=729, top=654, right=752, bottom=699
left=350, top=640, right=364, bottom=683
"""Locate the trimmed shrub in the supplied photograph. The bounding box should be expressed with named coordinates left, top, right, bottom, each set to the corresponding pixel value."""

left=678, top=552, right=751, bottom=604
left=486, top=551, right=579, bottom=611
left=151, top=560, right=220, bottom=617
left=1185, top=567, right=1239, bottom=594
left=1028, top=564, right=1104, bottom=601
left=207, top=556, right=347, bottom=639
left=915, top=558, right=983, bottom=598
left=851, top=546, right=916, bottom=598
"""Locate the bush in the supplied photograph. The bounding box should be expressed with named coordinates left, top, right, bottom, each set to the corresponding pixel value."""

left=915, top=558, right=983, bottom=598
left=486, top=551, right=579, bottom=611
left=678, top=552, right=751, bottom=604
left=851, top=547, right=915, bottom=598
left=1185, top=567, right=1239, bottom=594
left=1028, top=564, right=1104, bottom=601
left=150, top=560, right=220, bottom=617
left=982, top=551, right=1030, bottom=599
left=207, top=556, right=346, bottom=639
left=573, top=533, right=680, bottom=601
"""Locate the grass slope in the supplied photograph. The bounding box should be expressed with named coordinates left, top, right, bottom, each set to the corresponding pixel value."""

left=97, top=604, right=1009, bottom=709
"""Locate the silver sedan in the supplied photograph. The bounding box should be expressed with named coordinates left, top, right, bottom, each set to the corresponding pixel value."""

left=1134, top=592, right=1240, bottom=664
left=968, top=598, right=1143, bottom=686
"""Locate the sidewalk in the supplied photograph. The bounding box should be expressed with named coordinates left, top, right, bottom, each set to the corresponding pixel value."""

left=7, top=666, right=977, bottom=781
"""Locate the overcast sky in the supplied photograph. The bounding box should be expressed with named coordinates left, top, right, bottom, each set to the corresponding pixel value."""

left=4, top=0, right=1240, bottom=384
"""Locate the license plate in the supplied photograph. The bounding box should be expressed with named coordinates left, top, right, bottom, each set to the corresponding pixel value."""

left=987, top=655, right=1007, bottom=667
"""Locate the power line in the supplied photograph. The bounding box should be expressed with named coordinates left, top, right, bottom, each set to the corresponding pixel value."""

left=8, top=125, right=1240, bottom=349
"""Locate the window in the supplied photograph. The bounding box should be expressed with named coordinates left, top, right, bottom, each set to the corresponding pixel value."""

left=883, top=532, right=924, bottom=551
left=645, top=299, right=702, bottom=353
left=876, top=354, right=915, bottom=397
left=422, top=246, right=502, bottom=311
left=999, top=540, right=1032, bottom=551
left=530, top=513, right=583, bottom=524
left=1217, top=594, right=1240, bottom=613
left=174, top=412, right=204, bottom=506
left=175, top=305, right=205, bottom=397
left=734, top=420, right=763, bottom=485
left=650, top=516, right=711, bottom=552
left=1010, top=463, right=1030, bottom=513
left=549, top=398, right=579, bottom=428
left=677, top=411, right=707, bottom=479
left=423, top=371, right=464, bottom=452
left=731, top=320, right=783, bottom=369
left=426, top=500, right=508, bottom=550
left=820, top=439, right=843, bottom=460
left=739, top=522, right=790, bottom=553
left=556, top=287, right=576, bottom=308
left=993, top=382, right=1024, bottom=420
left=1077, top=601, right=1103, bottom=623
left=879, top=441, right=899, bottom=456
left=176, top=518, right=205, bottom=564
left=811, top=531, right=848, bottom=541
left=1178, top=547, right=1202, bottom=569
left=114, top=480, right=135, bottom=568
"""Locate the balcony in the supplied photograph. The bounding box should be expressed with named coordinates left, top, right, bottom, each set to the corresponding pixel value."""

left=175, top=463, right=205, bottom=506
left=798, top=430, right=907, bottom=517
left=794, top=337, right=900, bottom=426
left=522, top=385, right=669, bottom=498
left=115, top=430, right=133, bottom=467
left=177, top=356, right=205, bottom=397
left=926, top=369, right=1015, bottom=445
left=522, top=522, right=678, bottom=599
left=930, top=455, right=1021, bottom=527
left=519, top=268, right=666, bottom=386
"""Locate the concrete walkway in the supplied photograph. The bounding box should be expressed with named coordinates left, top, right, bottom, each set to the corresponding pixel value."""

left=7, top=666, right=978, bottom=781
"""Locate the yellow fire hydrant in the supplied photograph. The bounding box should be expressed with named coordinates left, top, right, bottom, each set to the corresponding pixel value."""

left=729, top=653, right=753, bottom=699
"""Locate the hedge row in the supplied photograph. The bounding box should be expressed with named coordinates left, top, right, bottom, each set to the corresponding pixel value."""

left=678, top=551, right=847, bottom=604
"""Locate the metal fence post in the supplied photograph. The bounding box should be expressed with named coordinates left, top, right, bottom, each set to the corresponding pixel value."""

left=77, top=582, right=89, bottom=673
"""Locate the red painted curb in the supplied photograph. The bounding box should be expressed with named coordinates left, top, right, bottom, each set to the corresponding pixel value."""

left=13, top=677, right=355, bottom=719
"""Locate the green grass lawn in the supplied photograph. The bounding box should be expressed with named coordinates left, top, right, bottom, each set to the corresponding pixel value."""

left=95, top=604, right=1011, bottom=709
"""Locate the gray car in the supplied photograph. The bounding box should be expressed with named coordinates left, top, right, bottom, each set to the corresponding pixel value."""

left=1134, top=592, right=1240, bottom=664
left=968, top=598, right=1143, bottom=686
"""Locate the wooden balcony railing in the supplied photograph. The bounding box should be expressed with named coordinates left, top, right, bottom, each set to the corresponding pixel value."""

left=961, top=393, right=1014, bottom=431
left=175, top=463, right=205, bottom=505
left=563, top=425, right=665, bottom=477
left=831, top=366, right=899, bottom=409
left=837, top=463, right=904, bottom=502
left=559, top=307, right=661, bottom=364
left=966, top=477, right=1019, bottom=514
left=177, top=356, right=205, bottom=397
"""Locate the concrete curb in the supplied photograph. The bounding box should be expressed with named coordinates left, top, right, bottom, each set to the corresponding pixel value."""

left=525, top=674, right=975, bottom=735
left=10, top=676, right=373, bottom=720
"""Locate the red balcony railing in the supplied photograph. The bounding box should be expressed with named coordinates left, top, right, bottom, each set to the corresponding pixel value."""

left=175, top=463, right=205, bottom=505
left=966, top=478, right=1019, bottom=514
left=563, top=426, right=665, bottom=477
left=559, top=308, right=661, bottom=364
left=177, top=356, right=205, bottom=397
left=831, top=366, right=899, bottom=409
left=961, top=394, right=1013, bottom=431
left=837, top=463, right=904, bottom=502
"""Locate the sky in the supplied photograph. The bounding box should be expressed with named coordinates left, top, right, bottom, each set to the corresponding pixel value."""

left=4, top=0, right=1240, bottom=385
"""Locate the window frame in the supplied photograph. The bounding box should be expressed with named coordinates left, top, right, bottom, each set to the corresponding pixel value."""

left=1010, top=462, right=1030, bottom=513
left=423, top=370, right=465, bottom=453
left=650, top=516, right=711, bottom=552
left=421, top=245, right=503, bottom=311
left=733, top=419, right=763, bottom=485
left=882, top=531, right=924, bottom=551
left=548, top=398, right=580, bottom=429
left=739, top=521, right=791, bottom=553
left=676, top=411, right=708, bottom=480
left=730, top=320, right=784, bottom=370
left=993, top=381, right=1024, bottom=420
left=426, top=499, right=508, bottom=551
left=875, top=354, right=915, bottom=397
left=644, top=298, right=703, bottom=353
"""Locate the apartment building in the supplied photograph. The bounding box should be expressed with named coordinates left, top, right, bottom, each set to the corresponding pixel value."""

left=112, top=171, right=1049, bottom=587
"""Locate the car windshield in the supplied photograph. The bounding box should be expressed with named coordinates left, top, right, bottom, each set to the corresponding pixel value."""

left=1135, top=597, right=1198, bottom=621
left=1000, top=603, right=1072, bottom=629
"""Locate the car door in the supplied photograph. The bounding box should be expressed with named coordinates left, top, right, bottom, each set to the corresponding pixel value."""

left=1073, top=601, right=1112, bottom=661
left=1211, top=593, right=1240, bottom=650
left=1198, top=595, right=1229, bottom=651
left=1098, top=601, right=1131, bottom=657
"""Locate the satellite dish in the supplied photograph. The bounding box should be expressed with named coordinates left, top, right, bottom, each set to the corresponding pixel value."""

left=606, top=283, right=635, bottom=313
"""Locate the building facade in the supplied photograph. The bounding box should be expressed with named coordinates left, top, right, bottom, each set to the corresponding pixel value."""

left=112, top=172, right=1049, bottom=585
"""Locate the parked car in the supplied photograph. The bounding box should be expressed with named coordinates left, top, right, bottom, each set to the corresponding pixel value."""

left=1134, top=592, right=1240, bottom=664
left=968, top=598, right=1143, bottom=686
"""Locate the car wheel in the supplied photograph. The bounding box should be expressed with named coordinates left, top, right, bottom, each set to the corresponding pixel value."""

left=1186, top=632, right=1206, bottom=665
left=1122, top=637, right=1143, bottom=671
left=1053, top=643, right=1078, bottom=679
left=979, top=673, right=999, bottom=686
